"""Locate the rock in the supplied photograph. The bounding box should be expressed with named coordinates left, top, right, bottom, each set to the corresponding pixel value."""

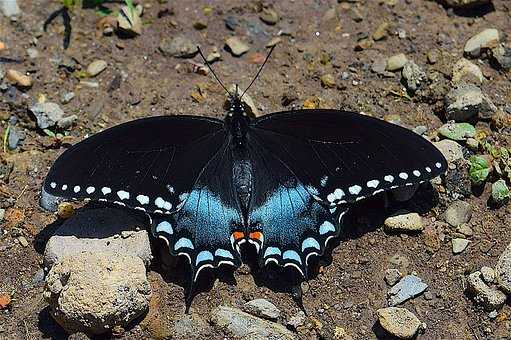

left=491, top=179, right=510, bottom=205
left=30, top=102, right=65, bottom=129
left=18, top=236, right=29, bottom=247
left=444, top=84, right=497, bottom=121
left=480, top=266, right=495, bottom=284
left=320, top=74, right=336, bottom=88
left=444, top=159, right=472, bottom=197
left=26, top=48, right=39, bottom=59
left=464, top=29, right=500, bottom=58
left=86, top=60, right=108, bottom=77
left=1, top=0, right=20, bottom=17
left=266, top=37, right=282, bottom=48
left=44, top=251, right=151, bottom=335
left=5, top=69, right=32, bottom=88
left=61, top=91, right=75, bottom=104
left=456, top=224, right=474, bottom=237
left=444, top=201, right=472, bottom=227
left=496, top=242, right=511, bottom=294
left=384, top=212, right=423, bottom=233
left=427, top=50, right=438, bottom=64
left=224, top=16, right=238, bottom=31
left=386, top=54, right=408, bottom=71
left=438, top=122, right=475, bottom=141
left=173, top=313, right=210, bottom=339
left=225, top=37, right=250, bottom=57
left=243, top=299, right=281, bottom=320
left=452, top=58, right=484, bottom=84
left=452, top=238, right=469, bottom=254
left=438, top=0, right=490, bottom=8
left=401, top=61, right=426, bottom=92
left=377, top=307, right=422, bottom=339
left=0, top=294, right=12, bottom=309
left=466, top=271, right=507, bottom=311
left=57, top=115, right=78, bottom=129
left=287, top=311, right=306, bottom=330
left=371, top=58, right=388, bottom=75
left=159, top=36, right=198, bottom=58
left=388, top=275, right=428, bottom=306
left=43, top=207, right=152, bottom=268
left=210, top=306, right=294, bottom=339
left=372, top=22, right=389, bottom=41
left=491, top=44, right=511, bottom=70
left=117, top=5, right=142, bottom=35
left=384, top=269, right=402, bottom=286
left=433, top=140, right=463, bottom=164
left=7, top=126, right=25, bottom=150
left=259, top=7, right=279, bottom=25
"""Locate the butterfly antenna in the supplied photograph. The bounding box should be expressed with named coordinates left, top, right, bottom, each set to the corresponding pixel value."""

left=196, top=46, right=232, bottom=98
left=240, top=45, right=276, bottom=99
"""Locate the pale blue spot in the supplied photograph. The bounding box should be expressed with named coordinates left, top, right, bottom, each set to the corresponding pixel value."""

left=283, top=250, right=302, bottom=264
left=174, top=238, right=193, bottom=250
left=319, top=221, right=335, bottom=235
left=264, top=247, right=281, bottom=258
left=196, top=250, right=214, bottom=264
left=156, top=221, right=173, bottom=234
left=215, top=249, right=233, bottom=259
left=301, top=237, right=321, bottom=252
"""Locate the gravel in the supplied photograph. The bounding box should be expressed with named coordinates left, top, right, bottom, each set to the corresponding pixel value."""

left=377, top=307, right=422, bottom=339
left=388, top=275, right=428, bottom=306
left=44, top=251, right=151, bottom=335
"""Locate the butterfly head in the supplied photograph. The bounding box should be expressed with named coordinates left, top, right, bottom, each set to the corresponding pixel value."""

left=226, top=92, right=248, bottom=118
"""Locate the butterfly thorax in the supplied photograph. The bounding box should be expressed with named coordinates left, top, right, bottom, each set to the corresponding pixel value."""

left=225, top=97, right=251, bottom=146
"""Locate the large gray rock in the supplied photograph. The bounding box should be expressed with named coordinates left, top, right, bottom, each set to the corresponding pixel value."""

left=444, top=84, right=497, bottom=121
left=466, top=271, right=507, bottom=311
left=44, top=251, right=151, bottom=335
left=44, top=207, right=152, bottom=268
left=496, top=242, right=511, bottom=294
left=210, top=306, right=294, bottom=340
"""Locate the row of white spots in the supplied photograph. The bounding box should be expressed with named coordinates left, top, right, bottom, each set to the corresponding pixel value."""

left=326, top=163, right=443, bottom=204
left=48, top=181, right=178, bottom=213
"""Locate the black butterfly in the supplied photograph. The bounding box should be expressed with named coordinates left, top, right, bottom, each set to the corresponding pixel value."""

left=41, top=48, right=447, bottom=289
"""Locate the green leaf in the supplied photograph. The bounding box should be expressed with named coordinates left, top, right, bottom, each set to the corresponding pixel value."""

left=468, top=155, right=490, bottom=185
left=124, top=0, right=135, bottom=16
left=43, top=129, right=56, bottom=137
left=438, top=122, right=476, bottom=141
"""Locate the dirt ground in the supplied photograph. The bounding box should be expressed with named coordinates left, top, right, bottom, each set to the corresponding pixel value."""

left=1, top=0, right=511, bottom=339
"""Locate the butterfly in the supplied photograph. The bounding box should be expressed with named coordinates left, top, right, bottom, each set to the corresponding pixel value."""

left=41, top=48, right=447, bottom=291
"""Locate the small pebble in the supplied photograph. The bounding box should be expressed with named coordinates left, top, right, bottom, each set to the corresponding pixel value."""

left=259, top=7, right=279, bottom=25
left=159, top=36, right=198, bottom=58
left=480, top=266, right=495, bottom=284
left=87, top=60, right=108, bottom=77
left=18, top=236, right=29, bottom=247
left=6, top=69, right=32, bottom=88
left=385, top=269, right=402, bottom=286
left=386, top=53, right=408, bottom=71
left=433, top=140, right=464, bottom=164
left=372, top=22, right=389, bottom=41
left=377, top=307, right=422, bottom=339
left=0, top=41, right=6, bottom=51
left=388, top=275, right=428, bottom=306
left=26, top=48, right=39, bottom=59
left=444, top=200, right=472, bottom=227
left=438, top=122, right=476, bottom=141
left=402, top=61, right=426, bottom=92
left=384, top=212, right=423, bottom=233
left=61, top=92, right=75, bottom=104
left=452, top=58, right=484, bottom=84
left=464, top=28, right=500, bottom=58
left=225, top=36, right=250, bottom=57
left=320, top=74, right=336, bottom=88
left=452, top=238, right=469, bottom=254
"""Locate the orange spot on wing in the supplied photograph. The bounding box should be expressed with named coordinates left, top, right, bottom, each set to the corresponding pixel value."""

left=249, top=231, right=263, bottom=241
left=232, top=231, right=245, bottom=241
